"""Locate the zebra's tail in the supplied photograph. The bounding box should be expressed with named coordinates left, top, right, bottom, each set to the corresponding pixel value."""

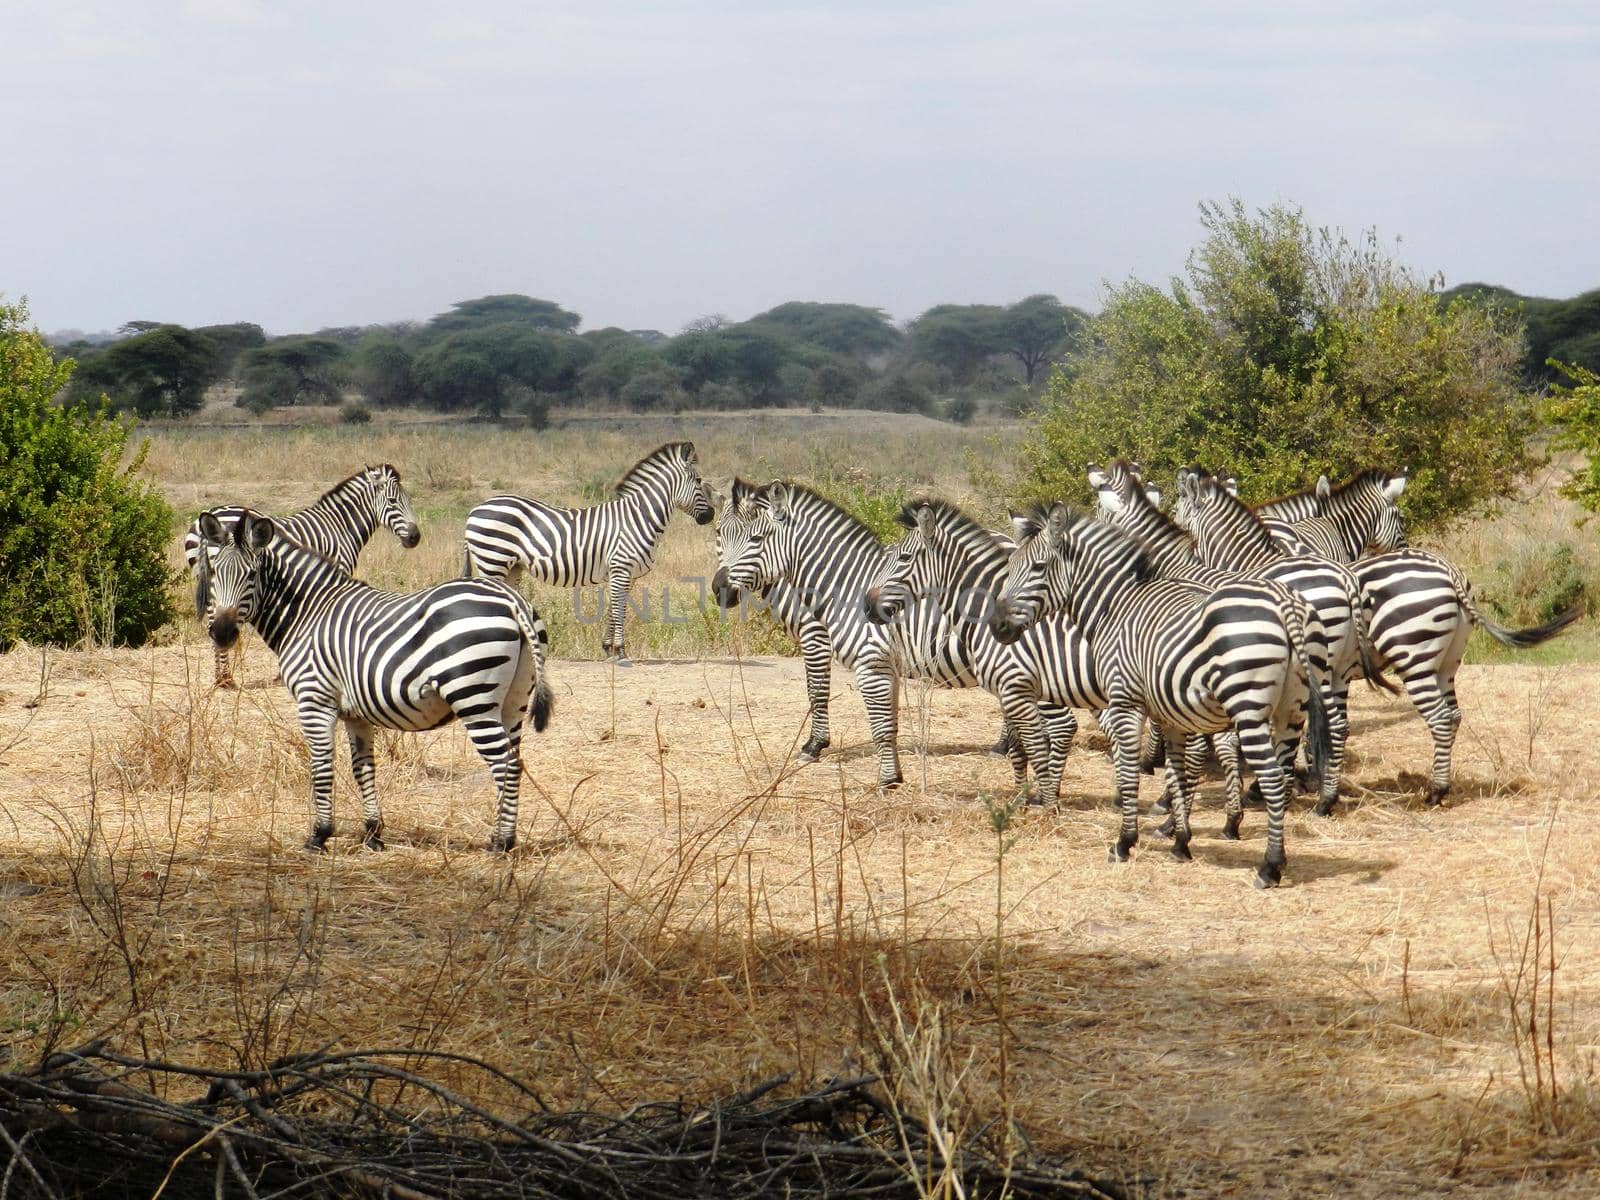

left=460, top=540, right=474, bottom=579
left=1274, top=587, right=1332, bottom=786
left=492, top=581, right=554, bottom=733
left=1347, top=575, right=1401, bottom=695
left=1448, top=564, right=1582, bottom=648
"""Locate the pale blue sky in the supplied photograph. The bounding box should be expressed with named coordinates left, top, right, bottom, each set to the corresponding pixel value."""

left=4, top=0, right=1597, bottom=336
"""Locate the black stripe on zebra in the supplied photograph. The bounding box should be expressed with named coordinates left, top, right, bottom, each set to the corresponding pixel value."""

left=197, top=510, right=552, bottom=854
left=462, top=442, right=714, bottom=665
left=184, top=464, right=421, bottom=687
left=991, top=504, right=1328, bottom=889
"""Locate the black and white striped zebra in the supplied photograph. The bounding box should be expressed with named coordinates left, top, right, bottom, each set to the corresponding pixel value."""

left=196, top=511, right=552, bottom=854
left=714, top=482, right=1009, bottom=789
left=462, top=442, right=714, bottom=666
left=1250, top=470, right=1409, bottom=562
left=1142, top=464, right=1382, bottom=815
left=861, top=500, right=1104, bottom=804
left=991, top=505, right=1328, bottom=889
left=184, top=464, right=421, bottom=688
left=1181, top=465, right=1579, bottom=805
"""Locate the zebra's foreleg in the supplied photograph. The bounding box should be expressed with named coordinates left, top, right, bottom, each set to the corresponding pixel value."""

left=1040, top=704, right=1078, bottom=798
left=300, top=703, right=339, bottom=852
left=604, top=568, right=634, bottom=666
left=998, top=685, right=1052, bottom=805
left=1155, top=731, right=1198, bottom=861
left=857, top=663, right=902, bottom=789
left=797, top=619, right=832, bottom=762
left=1102, top=704, right=1144, bottom=863
left=342, top=716, right=384, bottom=850
left=1217, top=731, right=1246, bottom=840
left=1408, top=672, right=1463, bottom=806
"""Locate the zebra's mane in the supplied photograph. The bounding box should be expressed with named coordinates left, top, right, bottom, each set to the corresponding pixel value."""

left=1104, top=458, right=1189, bottom=542
left=616, top=442, right=695, bottom=495
left=316, top=463, right=397, bottom=501
left=1200, top=474, right=1286, bottom=554
left=764, top=482, right=883, bottom=547
left=1256, top=467, right=1388, bottom=511
left=1014, top=503, right=1154, bottom=584
left=899, top=500, right=1011, bottom=569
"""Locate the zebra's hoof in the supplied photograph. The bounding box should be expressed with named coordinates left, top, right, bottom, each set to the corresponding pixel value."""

left=1109, top=840, right=1134, bottom=864
left=988, top=737, right=1011, bottom=758
left=1313, top=798, right=1338, bottom=817
left=1151, top=796, right=1171, bottom=815
left=1253, top=863, right=1283, bottom=890
left=1170, top=841, right=1193, bottom=863
left=215, top=678, right=237, bottom=691
left=364, top=836, right=386, bottom=852
left=303, top=832, right=331, bottom=854
left=612, top=655, right=634, bottom=669
left=799, top=737, right=829, bottom=763
left=1153, top=818, right=1174, bottom=839
left=1222, top=813, right=1242, bottom=841
left=879, top=777, right=902, bottom=792
left=487, top=835, right=515, bottom=853
left=1425, top=783, right=1449, bottom=807
left=363, top=822, right=385, bottom=851
left=1293, top=767, right=1319, bottom=794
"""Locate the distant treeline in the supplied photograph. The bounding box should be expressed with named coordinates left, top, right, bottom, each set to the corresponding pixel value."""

left=1439, top=283, right=1600, bottom=382
left=50, top=294, right=1090, bottom=425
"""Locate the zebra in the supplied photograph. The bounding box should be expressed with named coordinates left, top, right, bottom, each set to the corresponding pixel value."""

left=462, top=442, right=714, bottom=666
left=195, top=511, right=553, bottom=853
left=714, top=481, right=1018, bottom=789
left=861, top=499, right=1105, bottom=804
left=184, top=464, right=421, bottom=688
left=1147, top=464, right=1382, bottom=815
left=1178, top=465, right=1579, bottom=805
left=991, top=504, right=1328, bottom=889
left=712, top=477, right=836, bottom=762
left=1250, top=470, right=1409, bottom=562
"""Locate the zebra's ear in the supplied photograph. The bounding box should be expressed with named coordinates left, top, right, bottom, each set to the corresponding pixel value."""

left=1046, top=502, right=1071, bottom=538
left=914, top=504, right=937, bottom=540
left=1177, top=471, right=1197, bottom=501
left=241, top=514, right=275, bottom=551
left=1383, top=473, right=1407, bottom=501
left=765, top=482, right=793, bottom=523
left=198, top=511, right=226, bottom=544
left=1222, top=474, right=1239, bottom=497
left=1008, top=509, right=1040, bottom=541
left=1316, top=475, right=1332, bottom=502
left=1144, top=485, right=1162, bottom=508
left=1086, top=463, right=1109, bottom=489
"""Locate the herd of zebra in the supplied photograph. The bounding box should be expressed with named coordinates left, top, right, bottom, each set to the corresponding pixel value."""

left=184, top=442, right=1577, bottom=886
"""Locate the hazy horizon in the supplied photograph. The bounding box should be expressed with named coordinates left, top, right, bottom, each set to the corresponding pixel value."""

left=7, top=0, right=1597, bottom=338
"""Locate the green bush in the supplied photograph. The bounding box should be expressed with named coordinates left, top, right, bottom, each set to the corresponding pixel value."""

left=340, top=399, right=372, bottom=424
left=945, top=395, right=977, bottom=425
left=1019, top=198, right=1534, bottom=527
left=1546, top=360, right=1600, bottom=513
left=0, top=300, right=175, bottom=649
left=1482, top=541, right=1592, bottom=628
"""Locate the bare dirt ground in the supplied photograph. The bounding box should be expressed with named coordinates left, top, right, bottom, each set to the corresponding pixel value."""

left=2, top=638, right=1598, bottom=1197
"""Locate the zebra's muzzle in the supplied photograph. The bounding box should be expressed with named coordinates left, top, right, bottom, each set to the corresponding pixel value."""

left=210, top=609, right=242, bottom=648
left=862, top=588, right=901, bottom=625
left=987, top=605, right=1028, bottom=645
left=711, top=567, right=740, bottom=608
left=400, top=525, right=421, bottom=549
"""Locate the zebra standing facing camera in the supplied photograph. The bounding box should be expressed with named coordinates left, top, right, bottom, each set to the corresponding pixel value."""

left=184, top=464, right=421, bottom=688
left=462, top=442, right=715, bottom=666
left=196, top=510, right=553, bottom=854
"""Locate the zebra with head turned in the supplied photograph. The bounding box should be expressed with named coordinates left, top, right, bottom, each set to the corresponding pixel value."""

left=1155, top=465, right=1387, bottom=816
left=1203, top=465, right=1579, bottom=805
left=992, top=505, right=1328, bottom=888
left=184, top=463, right=422, bottom=688
left=714, top=482, right=1020, bottom=790
left=1251, top=469, right=1409, bottom=562
left=861, top=499, right=1105, bottom=804
left=714, top=477, right=837, bottom=762
left=196, top=511, right=552, bottom=853
left=462, top=442, right=714, bottom=666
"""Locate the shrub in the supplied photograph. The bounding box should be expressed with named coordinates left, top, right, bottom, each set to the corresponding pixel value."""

left=861, top=374, right=932, bottom=416
left=340, top=400, right=372, bottom=424
left=1482, top=541, right=1592, bottom=628
left=0, top=300, right=175, bottom=649
left=1019, top=198, right=1534, bottom=527
left=944, top=396, right=977, bottom=425
left=1546, top=360, right=1600, bottom=513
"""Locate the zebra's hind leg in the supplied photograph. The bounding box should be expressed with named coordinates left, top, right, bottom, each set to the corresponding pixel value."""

left=462, top=717, right=522, bottom=852
left=603, top=568, right=634, bottom=667
left=342, top=716, right=384, bottom=850
left=1215, top=732, right=1246, bottom=840
left=299, top=703, right=339, bottom=852
left=999, top=686, right=1052, bottom=805
left=1236, top=721, right=1289, bottom=889
left=1154, top=731, right=1198, bottom=861
left=1313, top=680, right=1351, bottom=817
left=990, top=722, right=1015, bottom=758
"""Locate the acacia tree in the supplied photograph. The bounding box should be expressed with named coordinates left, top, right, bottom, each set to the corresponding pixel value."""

left=999, top=294, right=1086, bottom=386
left=1020, top=199, right=1533, bottom=528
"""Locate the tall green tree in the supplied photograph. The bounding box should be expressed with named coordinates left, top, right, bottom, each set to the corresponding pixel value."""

left=999, top=294, right=1087, bottom=385
left=1546, top=360, right=1600, bottom=512
left=81, top=324, right=220, bottom=416
left=745, top=302, right=901, bottom=358
left=0, top=300, right=174, bottom=648
left=1020, top=199, right=1533, bottom=528
left=425, top=295, right=581, bottom=337
left=905, top=304, right=1005, bottom=384
left=237, top=336, right=348, bottom=409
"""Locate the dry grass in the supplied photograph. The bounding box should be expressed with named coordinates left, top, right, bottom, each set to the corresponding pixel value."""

left=2, top=636, right=1598, bottom=1196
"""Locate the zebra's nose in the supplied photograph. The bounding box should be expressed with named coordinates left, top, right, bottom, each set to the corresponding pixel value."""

left=210, top=609, right=241, bottom=648
left=711, top=568, right=740, bottom=608
left=400, top=524, right=421, bottom=548
left=694, top=506, right=714, bottom=527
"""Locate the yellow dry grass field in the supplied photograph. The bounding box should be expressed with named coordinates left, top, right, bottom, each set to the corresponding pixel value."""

left=2, top=411, right=1598, bottom=1196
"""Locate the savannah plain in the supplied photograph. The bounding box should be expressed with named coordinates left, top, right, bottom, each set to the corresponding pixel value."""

left=2, top=407, right=1599, bottom=1196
